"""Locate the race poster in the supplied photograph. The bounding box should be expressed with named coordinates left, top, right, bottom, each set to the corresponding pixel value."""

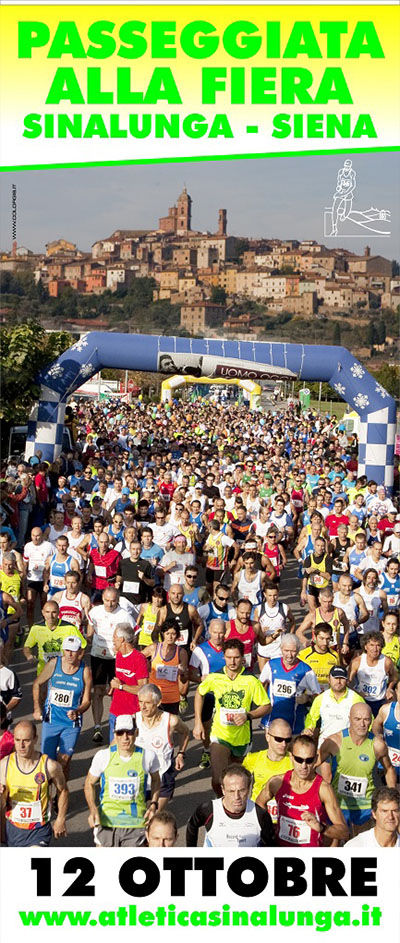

left=0, top=1, right=399, bottom=941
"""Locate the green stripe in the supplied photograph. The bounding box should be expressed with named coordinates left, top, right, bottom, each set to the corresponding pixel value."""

left=1, top=145, right=399, bottom=173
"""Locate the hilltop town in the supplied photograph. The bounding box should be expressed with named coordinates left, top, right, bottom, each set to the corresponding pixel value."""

left=1, top=187, right=399, bottom=363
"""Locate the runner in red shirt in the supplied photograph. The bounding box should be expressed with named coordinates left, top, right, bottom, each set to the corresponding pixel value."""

left=159, top=471, right=176, bottom=506
left=108, top=624, right=149, bottom=740
left=256, top=734, right=348, bottom=847
left=87, top=533, right=120, bottom=601
left=325, top=499, right=349, bottom=538
left=225, top=598, right=261, bottom=671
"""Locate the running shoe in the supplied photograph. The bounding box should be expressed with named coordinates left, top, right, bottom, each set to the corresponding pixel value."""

left=92, top=727, right=104, bottom=743
left=199, top=750, right=211, bottom=769
left=179, top=698, right=188, bottom=715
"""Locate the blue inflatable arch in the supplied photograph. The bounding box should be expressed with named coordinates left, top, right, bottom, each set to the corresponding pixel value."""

left=27, top=333, right=396, bottom=490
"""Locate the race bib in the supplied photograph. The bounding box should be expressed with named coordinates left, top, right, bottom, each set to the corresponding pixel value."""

left=387, top=595, right=398, bottom=607
left=123, top=581, right=139, bottom=595
left=359, top=682, right=378, bottom=697
left=51, top=576, right=65, bottom=588
left=95, top=565, right=107, bottom=578
left=175, top=629, right=189, bottom=646
left=49, top=687, right=74, bottom=708
left=220, top=707, right=246, bottom=726
left=11, top=800, right=42, bottom=824
left=279, top=815, right=311, bottom=845
left=243, top=652, right=253, bottom=667
left=267, top=798, right=278, bottom=824
left=156, top=664, right=179, bottom=682
left=272, top=679, right=296, bottom=698
left=143, top=619, right=155, bottom=633
left=388, top=747, right=400, bottom=768
left=108, top=776, right=138, bottom=800
left=337, top=773, right=368, bottom=797
left=310, top=574, right=325, bottom=587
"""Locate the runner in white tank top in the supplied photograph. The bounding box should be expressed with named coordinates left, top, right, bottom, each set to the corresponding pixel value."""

left=57, top=589, right=85, bottom=629
left=333, top=590, right=357, bottom=623
left=354, top=652, right=388, bottom=703
left=204, top=798, right=262, bottom=846
left=47, top=523, right=69, bottom=546
left=237, top=568, right=263, bottom=606
left=136, top=708, right=174, bottom=776
left=254, top=586, right=295, bottom=668
left=359, top=585, right=384, bottom=633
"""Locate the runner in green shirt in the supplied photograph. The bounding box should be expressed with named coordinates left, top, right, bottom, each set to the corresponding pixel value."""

left=23, top=599, right=86, bottom=676
left=194, top=638, right=270, bottom=796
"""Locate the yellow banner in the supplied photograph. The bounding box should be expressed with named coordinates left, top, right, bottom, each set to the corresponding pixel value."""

left=1, top=4, right=399, bottom=169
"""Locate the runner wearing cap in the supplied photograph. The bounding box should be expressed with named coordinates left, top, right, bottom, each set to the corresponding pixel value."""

left=84, top=713, right=160, bottom=847
left=303, top=665, right=365, bottom=746
left=32, top=636, right=92, bottom=779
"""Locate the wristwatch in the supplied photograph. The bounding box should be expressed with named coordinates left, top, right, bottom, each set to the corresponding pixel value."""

left=119, top=681, right=123, bottom=690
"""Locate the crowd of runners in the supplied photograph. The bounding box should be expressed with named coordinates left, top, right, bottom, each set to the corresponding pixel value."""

left=0, top=393, right=399, bottom=849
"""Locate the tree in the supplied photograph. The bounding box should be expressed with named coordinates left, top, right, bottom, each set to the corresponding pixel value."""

left=211, top=285, right=227, bottom=304
left=375, top=320, right=386, bottom=345
left=371, top=364, right=399, bottom=399
left=366, top=322, right=378, bottom=347
left=0, top=320, right=72, bottom=422
left=333, top=322, right=341, bottom=344
left=234, top=239, right=249, bottom=262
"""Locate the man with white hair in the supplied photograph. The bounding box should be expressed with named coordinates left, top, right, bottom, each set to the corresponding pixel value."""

left=260, top=633, right=321, bottom=733
left=108, top=623, right=149, bottom=742
left=367, top=486, right=396, bottom=519
left=87, top=587, right=134, bottom=743
left=137, top=683, right=190, bottom=809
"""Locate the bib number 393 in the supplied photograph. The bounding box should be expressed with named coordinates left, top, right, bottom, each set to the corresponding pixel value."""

left=108, top=777, right=138, bottom=800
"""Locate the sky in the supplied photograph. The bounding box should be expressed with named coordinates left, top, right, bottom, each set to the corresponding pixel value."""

left=1, top=151, right=399, bottom=259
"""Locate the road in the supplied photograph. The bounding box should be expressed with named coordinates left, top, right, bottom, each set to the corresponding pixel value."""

left=8, top=557, right=303, bottom=847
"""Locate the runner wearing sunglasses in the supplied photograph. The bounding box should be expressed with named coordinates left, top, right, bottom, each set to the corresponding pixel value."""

left=243, top=717, right=293, bottom=814
left=256, top=733, right=348, bottom=846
